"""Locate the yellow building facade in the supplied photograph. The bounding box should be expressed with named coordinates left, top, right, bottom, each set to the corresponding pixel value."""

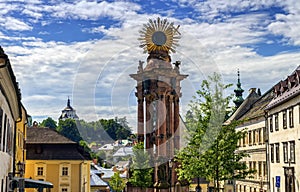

left=15, top=104, right=27, bottom=173
left=25, top=160, right=90, bottom=192
left=25, top=127, right=91, bottom=192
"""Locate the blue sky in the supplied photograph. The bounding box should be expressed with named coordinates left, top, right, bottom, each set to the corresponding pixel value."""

left=1, top=0, right=300, bottom=130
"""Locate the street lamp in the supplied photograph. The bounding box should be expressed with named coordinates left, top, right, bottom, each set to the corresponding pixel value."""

left=169, top=159, right=173, bottom=192
left=195, top=177, right=201, bottom=192
left=10, top=161, right=25, bottom=192
left=16, top=161, right=25, bottom=177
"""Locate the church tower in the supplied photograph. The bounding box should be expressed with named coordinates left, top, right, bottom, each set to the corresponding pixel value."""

left=130, top=18, right=188, bottom=191
left=233, top=69, right=244, bottom=108
left=59, top=97, right=79, bottom=120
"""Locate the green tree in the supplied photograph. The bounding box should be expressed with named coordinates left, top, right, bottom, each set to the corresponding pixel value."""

left=40, top=117, right=57, bottom=129
left=57, top=119, right=82, bottom=143
left=128, top=142, right=153, bottom=189
left=76, top=117, right=132, bottom=144
left=115, top=117, right=132, bottom=139
left=100, top=118, right=132, bottom=140
left=176, top=73, right=254, bottom=191
left=109, top=171, right=126, bottom=192
left=79, top=140, right=96, bottom=159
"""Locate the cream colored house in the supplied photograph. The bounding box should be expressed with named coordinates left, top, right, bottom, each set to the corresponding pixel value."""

left=227, top=88, right=272, bottom=192
left=265, top=66, right=300, bottom=192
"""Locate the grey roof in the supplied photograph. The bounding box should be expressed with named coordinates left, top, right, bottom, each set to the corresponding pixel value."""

left=92, top=164, right=127, bottom=179
left=112, top=147, right=133, bottom=157
left=115, top=161, right=129, bottom=168
left=225, top=88, right=260, bottom=124
left=237, top=88, right=273, bottom=120
left=90, top=172, right=108, bottom=187
left=97, top=168, right=115, bottom=179
left=98, top=143, right=114, bottom=151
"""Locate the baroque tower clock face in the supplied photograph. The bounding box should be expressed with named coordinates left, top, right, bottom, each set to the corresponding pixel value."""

left=138, top=17, right=181, bottom=53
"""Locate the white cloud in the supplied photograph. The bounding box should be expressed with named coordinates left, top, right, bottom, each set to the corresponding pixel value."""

left=267, top=1, right=300, bottom=46
left=177, top=13, right=268, bottom=56
left=0, top=2, right=19, bottom=15
left=23, top=94, right=56, bottom=103
left=83, top=25, right=106, bottom=34
left=175, top=0, right=300, bottom=46
left=21, top=8, right=43, bottom=20
left=175, top=0, right=283, bottom=20
left=0, top=16, right=32, bottom=31
left=46, top=1, right=141, bottom=20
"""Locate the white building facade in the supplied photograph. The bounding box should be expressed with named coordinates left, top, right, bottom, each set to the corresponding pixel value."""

left=0, top=47, right=22, bottom=191
left=265, top=67, right=300, bottom=192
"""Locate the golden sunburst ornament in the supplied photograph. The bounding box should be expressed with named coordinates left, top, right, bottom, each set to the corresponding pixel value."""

left=138, top=17, right=181, bottom=53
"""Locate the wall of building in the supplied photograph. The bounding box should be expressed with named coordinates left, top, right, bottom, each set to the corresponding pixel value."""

left=15, top=105, right=27, bottom=177
left=236, top=119, right=268, bottom=192
left=25, top=160, right=90, bottom=192
left=267, top=96, right=300, bottom=192
left=0, top=90, right=17, bottom=191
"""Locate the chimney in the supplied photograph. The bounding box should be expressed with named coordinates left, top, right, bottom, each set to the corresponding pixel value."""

left=249, top=88, right=256, bottom=94
left=257, top=88, right=262, bottom=96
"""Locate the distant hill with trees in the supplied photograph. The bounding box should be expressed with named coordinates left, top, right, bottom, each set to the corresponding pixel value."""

left=39, top=116, right=133, bottom=144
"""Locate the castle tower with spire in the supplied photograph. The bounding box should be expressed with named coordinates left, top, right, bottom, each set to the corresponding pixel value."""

left=233, top=69, right=244, bottom=108
left=59, top=97, right=79, bottom=120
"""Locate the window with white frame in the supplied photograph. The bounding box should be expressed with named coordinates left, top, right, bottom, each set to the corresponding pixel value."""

left=258, top=161, right=262, bottom=177
left=253, top=161, right=257, bottom=177
left=283, top=110, right=287, bottom=129
left=62, top=167, right=68, bottom=176
left=3, top=114, right=7, bottom=152
left=290, top=141, right=295, bottom=163
left=275, top=114, right=279, bottom=131
left=263, top=162, right=266, bottom=177
left=249, top=131, right=252, bottom=145
left=269, top=116, right=273, bottom=132
left=37, top=167, right=44, bottom=176
left=263, top=127, right=266, bottom=144
left=270, top=144, right=274, bottom=163
left=60, top=163, right=71, bottom=178
left=6, top=119, right=12, bottom=155
left=289, top=108, right=294, bottom=128
left=283, top=142, right=288, bottom=163
left=253, top=130, right=256, bottom=145
left=275, top=143, right=280, bottom=163
left=258, top=128, right=262, bottom=144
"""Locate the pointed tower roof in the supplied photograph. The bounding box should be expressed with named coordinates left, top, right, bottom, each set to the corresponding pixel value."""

left=59, top=97, right=79, bottom=120
left=64, top=96, right=73, bottom=110
left=233, top=69, right=244, bottom=108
